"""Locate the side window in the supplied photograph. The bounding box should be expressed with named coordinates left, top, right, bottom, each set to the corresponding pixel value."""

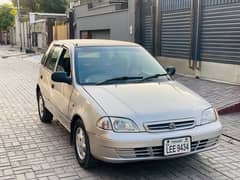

left=41, top=54, right=47, bottom=65
left=41, top=46, right=52, bottom=65
left=56, top=48, right=71, bottom=76
left=45, top=46, right=61, bottom=71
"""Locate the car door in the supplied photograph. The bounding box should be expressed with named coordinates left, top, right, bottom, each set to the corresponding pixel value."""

left=39, top=46, right=53, bottom=102
left=51, top=47, right=73, bottom=131
left=40, top=45, right=62, bottom=111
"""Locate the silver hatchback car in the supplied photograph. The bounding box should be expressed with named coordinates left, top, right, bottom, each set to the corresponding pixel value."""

left=36, top=39, right=222, bottom=168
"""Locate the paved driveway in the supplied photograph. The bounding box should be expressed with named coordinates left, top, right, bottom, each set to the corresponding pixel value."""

left=175, top=76, right=240, bottom=111
left=0, top=47, right=240, bottom=180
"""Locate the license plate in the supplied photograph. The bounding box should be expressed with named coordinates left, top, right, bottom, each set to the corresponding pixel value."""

left=164, top=137, right=191, bottom=156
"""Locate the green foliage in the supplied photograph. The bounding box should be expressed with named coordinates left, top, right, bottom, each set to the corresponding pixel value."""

left=11, top=0, right=67, bottom=13
left=0, top=3, right=17, bottom=31
left=38, top=0, right=67, bottom=13
left=80, top=0, right=90, bottom=4
left=12, top=0, right=39, bottom=12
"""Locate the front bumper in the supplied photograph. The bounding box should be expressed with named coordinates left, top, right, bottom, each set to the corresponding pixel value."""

left=89, top=121, right=222, bottom=163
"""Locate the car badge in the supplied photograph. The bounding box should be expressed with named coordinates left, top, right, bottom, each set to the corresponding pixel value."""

left=169, top=122, right=176, bottom=129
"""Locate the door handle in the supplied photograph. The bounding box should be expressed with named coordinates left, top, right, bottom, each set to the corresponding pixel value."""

left=40, top=75, right=43, bottom=79
left=51, top=84, right=55, bottom=89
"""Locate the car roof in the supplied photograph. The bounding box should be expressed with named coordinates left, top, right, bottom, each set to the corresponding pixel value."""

left=53, top=39, right=140, bottom=47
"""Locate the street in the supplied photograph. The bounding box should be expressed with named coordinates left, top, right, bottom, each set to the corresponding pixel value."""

left=0, top=46, right=240, bottom=180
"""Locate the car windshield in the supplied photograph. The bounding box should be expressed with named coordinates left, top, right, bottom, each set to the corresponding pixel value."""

left=75, top=46, right=168, bottom=85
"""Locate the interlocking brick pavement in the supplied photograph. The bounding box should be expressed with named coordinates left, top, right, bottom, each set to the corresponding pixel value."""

left=175, top=75, right=240, bottom=111
left=0, top=46, right=240, bottom=180
left=221, top=113, right=240, bottom=141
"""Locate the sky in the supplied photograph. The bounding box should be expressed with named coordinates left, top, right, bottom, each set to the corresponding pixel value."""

left=0, top=0, right=12, bottom=5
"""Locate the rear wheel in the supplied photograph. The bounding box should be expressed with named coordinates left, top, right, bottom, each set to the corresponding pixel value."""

left=73, top=120, right=96, bottom=169
left=37, top=91, right=53, bottom=123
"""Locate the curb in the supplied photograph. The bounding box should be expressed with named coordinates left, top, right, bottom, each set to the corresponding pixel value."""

left=1, top=53, right=41, bottom=59
left=218, top=103, right=240, bottom=115
left=1, top=53, right=26, bottom=59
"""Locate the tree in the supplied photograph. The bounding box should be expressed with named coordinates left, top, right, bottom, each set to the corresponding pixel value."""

left=12, top=0, right=39, bottom=13
left=0, top=3, right=17, bottom=31
left=11, top=0, right=67, bottom=13
left=38, top=0, right=67, bottom=13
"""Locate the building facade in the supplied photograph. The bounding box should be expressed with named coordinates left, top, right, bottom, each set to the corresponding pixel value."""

left=12, top=13, right=68, bottom=52
left=29, top=13, right=68, bottom=51
left=72, top=0, right=135, bottom=41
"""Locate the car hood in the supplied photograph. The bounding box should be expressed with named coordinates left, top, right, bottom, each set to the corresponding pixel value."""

left=83, top=81, right=211, bottom=125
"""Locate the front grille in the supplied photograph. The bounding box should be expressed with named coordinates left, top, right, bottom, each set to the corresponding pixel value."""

left=144, top=119, right=195, bottom=132
left=116, top=146, right=164, bottom=158
left=191, top=137, right=219, bottom=151
left=116, top=137, right=219, bottom=159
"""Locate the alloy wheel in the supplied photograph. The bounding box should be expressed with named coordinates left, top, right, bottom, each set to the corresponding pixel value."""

left=38, top=95, right=44, bottom=118
left=76, top=127, right=87, bottom=160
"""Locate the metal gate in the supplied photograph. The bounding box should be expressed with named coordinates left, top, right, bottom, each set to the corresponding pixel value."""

left=141, top=0, right=154, bottom=53
left=199, top=0, right=240, bottom=64
left=159, top=0, right=194, bottom=60
left=138, top=0, right=240, bottom=66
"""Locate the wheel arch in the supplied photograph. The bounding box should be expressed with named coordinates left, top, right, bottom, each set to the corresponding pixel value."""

left=36, top=84, right=40, bottom=97
left=70, top=114, right=84, bottom=145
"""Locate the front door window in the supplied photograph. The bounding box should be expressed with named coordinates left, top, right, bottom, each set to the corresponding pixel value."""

left=56, top=48, right=71, bottom=77
left=45, top=46, right=62, bottom=71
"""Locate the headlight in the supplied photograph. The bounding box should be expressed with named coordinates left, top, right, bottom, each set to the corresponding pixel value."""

left=201, top=108, right=218, bottom=125
left=111, top=117, right=139, bottom=132
left=96, top=117, right=112, bottom=130
left=97, top=117, right=139, bottom=132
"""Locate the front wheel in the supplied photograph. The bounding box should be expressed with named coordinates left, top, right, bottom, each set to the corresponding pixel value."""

left=37, top=91, right=53, bottom=123
left=74, top=120, right=96, bottom=169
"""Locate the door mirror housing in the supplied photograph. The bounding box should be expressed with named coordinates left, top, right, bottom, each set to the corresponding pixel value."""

left=165, top=66, right=176, bottom=76
left=51, top=72, right=72, bottom=84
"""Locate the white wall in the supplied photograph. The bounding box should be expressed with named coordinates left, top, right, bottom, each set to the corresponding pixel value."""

left=15, top=16, right=29, bottom=49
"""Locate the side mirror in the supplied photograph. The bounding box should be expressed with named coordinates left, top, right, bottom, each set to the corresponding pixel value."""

left=51, top=72, right=72, bottom=84
left=165, top=66, right=176, bottom=76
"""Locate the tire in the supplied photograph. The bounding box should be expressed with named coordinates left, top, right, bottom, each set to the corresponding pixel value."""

left=37, top=91, right=53, bottom=123
left=73, top=120, right=96, bottom=169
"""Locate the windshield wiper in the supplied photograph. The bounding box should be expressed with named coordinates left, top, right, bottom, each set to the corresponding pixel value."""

left=139, top=73, right=168, bottom=82
left=96, top=76, right=143, bottom=85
